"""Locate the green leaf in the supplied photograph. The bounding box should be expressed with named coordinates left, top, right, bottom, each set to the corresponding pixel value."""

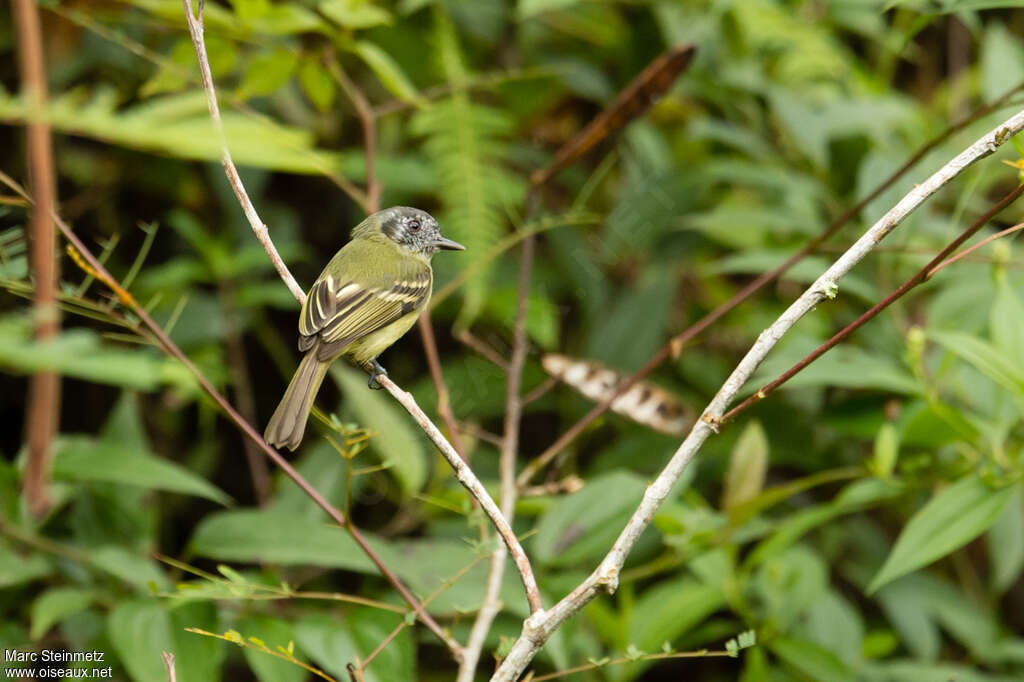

left=990, top=276, right=1024, bottom=367
left=190, top=509, right=382, bottom=573
left=298, top=60, right=336, bottom=112
left=980, top=24, right=1024, bottom=103
left=988, top=485, right=1024, bottom=594
left=0, top=317, right=188, bottom=391
left=237, top=48, right=299, bottom=99
left=868, top=474, right=1015, bottom=593
left=89, top=546, right=171, bottom=591
left=107, top=600, right=175, bottom=682
left=628, top=579, right=726, bottom=653
left=771, top=636, right=854, bottom=682
left=517, top=0, right=581, bottom=18
left=0, top=539, right=51, bottom=589
left=52, top=436, right=231, bottom=505
left=30, top=587, right=95, bottom=640
left=928, top=330, right=1024, bottom=398
left=297, top=610, right=413, bottom=682
left=318, top=0, right=392, bottom=28
left=237, top=615, right=306, bottom=682
left=533, top=471, right=646, bottom=566
left=351, top=41, right=424, bottom=105
left=331, top=365, right=428, bottom=494
left=722, top=420, right=769, bottom=510
left=749, top=340, right=920, bottom=396
left=872, top=422, right=899, bottom=479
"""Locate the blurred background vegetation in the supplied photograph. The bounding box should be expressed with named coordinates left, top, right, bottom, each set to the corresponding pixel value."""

left=3, top=0, right=1024, bottom=680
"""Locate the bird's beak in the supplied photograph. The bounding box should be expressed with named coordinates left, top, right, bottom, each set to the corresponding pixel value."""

left=433, top=236, right=466, bottom=251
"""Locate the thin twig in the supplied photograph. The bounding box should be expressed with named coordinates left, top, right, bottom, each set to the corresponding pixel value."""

left=419, top=313, right=468, bottom=458
left=375, top=373, right=542, bottom=615
left=529, top=648, right=733, bottom=681
left=521, top=376, right=557, bottom=407
left=181, top=0, right=308, bottom=302
left=458, top=235, right=536, bottom=681
left=722, top=198, right=1024, bottom=422
left=927, top=221, right=1024, bottom=276
left=326, top=53, right=380, bottom=213
left=161, top=652, right=177, bottom=682
left=20, top=191, right=460, bottom=658
left=218, top=282, right=272, bottom=504
left=514, top=79, right=1024, bottom=489
left=457, top=329, right=509, bottom=370
left=491, top=104, right=1024, bottom=681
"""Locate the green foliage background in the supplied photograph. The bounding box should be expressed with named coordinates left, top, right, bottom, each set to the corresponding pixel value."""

left=2, top=0, right=1024, bottom=680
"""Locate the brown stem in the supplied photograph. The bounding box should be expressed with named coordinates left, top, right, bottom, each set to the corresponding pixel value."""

left=721, top=183, right=1024, bottom=423
left=13, top=0, right=62, bottom=519
left=418, top=313, right=468, bottom=459
left=218, top=283, right=272, bottom=505
left=927, top=221, right=1024, bottom=276
left=48, top=206, right=461, bottom=659
left=456, top=329, right=509, bottom=370
left=326, top=52, right=380, bottom=213
left=515, top=79, right=1024, bottom=488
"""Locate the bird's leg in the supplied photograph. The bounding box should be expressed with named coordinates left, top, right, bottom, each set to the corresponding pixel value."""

left=367, top=358, right=388, bottom=390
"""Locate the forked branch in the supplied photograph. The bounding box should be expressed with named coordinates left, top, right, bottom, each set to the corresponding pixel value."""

left=491, top=105, right=1024, bottom=681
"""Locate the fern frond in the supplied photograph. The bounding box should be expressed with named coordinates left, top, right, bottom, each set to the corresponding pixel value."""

left=410, top=9, right=524, bottom=328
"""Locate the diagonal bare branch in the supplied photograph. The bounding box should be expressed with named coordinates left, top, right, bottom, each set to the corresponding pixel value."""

left=491, top=103, right=1024, bottom=681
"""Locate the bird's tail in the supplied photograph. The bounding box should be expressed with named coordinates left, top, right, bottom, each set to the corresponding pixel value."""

left=264, top=351, right=331, bottom=451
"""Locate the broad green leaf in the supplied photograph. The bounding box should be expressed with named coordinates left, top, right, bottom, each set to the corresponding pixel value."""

left=0, top=539, right=52, bottom=589
left=247, top=4, right=326, bottom=34
left=929, top=330, right=1024, bottom=397
left=628, top=579, right=726, bottom=653
left=351, top=41, right=424, bottom=106
left=293, top=615, right=360, bottom=682
left=869, top=474, right=1015, bottom=593
left=722, top=420, right=769, bottom=510
left=52, top=436, right=231, bottom=505
left=517, top=0, right=581, bottom=18
left=170, top=602, right=224, bottom=682
left=348, top=609, right=414, bottom=682
left=980, top=25, right=1024, bottom=103
left=30, top=587, right=95, bottom=640
left=0, top=317, right=188, bottom=391
left=990, top=276, right=1024, bottom=367
left=237, top=48, right=299, bottom=99
left=190, top=509, right=382, bottom=573
left=237, top=615, right=307, bottom=682
left=0, top=89, right=430, bottom=184
left=89, top=546, right=171, bottom=591
left=859, top=660, right=1023, bottom=682
left=748, top=341, right=919, bottom=396
left=298, top=60, right=336, bottom=112
left=318, top=0, right=392, bottom=28
left=771, top=636, right=854, bottom=682
left=533, top=471, right=646, bottom=566
left=801, top=591, right=864, bottom=666
left=107, top=600, right=175, bottom=682
left=987, top=485, right=1024, bottom=593
left=331, top=365, right=428, bottom=493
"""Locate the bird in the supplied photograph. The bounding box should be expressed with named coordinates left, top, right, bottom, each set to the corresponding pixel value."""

left=264, top=206, right=464, bottom=450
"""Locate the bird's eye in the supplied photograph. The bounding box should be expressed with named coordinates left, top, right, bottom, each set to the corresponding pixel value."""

left=408, top=219, right=421, bottom=231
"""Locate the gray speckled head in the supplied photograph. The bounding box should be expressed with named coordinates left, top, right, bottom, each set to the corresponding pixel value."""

left=357, top=206, right=464, bottom=257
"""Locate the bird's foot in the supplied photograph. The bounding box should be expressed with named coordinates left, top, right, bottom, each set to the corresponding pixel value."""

left=368, top=359, right=388, bottom=390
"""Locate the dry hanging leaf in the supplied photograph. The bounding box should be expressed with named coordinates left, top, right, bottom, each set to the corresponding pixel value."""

left=541, top=354, right=691, bottom=436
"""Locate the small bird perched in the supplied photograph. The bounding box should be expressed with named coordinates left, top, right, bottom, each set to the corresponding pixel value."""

left=264, top=206, right=464, bottom=450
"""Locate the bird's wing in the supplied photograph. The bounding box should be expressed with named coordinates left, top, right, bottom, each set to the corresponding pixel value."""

left=297, top=260, right=431, bottom=357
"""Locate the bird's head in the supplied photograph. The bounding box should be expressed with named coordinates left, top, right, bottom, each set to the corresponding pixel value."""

left=355, top=206, right=465, bottom=258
